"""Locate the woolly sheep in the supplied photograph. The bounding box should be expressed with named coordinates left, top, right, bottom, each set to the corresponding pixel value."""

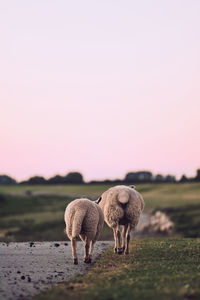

left=97, top=185, right=144, bottom=255
left=150, top=211, right=173, bottom=234
left=64, top=198, right=104, bottom=265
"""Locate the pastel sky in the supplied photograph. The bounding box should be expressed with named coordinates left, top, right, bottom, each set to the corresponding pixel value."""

left=0, top=0, right=200, bottom=181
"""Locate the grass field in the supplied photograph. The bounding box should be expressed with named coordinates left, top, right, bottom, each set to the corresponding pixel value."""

left=0, top=183, right=200, bottom=241
left=34, top=238, right=200, bottom=300
left=1, top=183, right=200, bottom=208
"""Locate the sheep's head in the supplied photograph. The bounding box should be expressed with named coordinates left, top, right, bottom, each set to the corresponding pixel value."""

left=95, top=196, right=102, bottom=204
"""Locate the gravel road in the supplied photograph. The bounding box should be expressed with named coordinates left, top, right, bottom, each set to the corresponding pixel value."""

left=0, top=212, right=150, bottom=300
left=0, top=241, right=113, bottom=300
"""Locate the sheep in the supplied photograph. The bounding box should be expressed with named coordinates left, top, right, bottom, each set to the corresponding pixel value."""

left=64, top=198, right=104, bottom=265
left=97, top=185, right=144, bottom=255
left=150, top=211, right=174, bottom=234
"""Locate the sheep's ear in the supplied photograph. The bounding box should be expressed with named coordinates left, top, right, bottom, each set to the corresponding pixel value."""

left=95, top=196, right=102, bottom=204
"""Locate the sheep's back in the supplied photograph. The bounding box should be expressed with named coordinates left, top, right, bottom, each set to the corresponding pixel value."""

left=64, top=198, right=102, bottom=240
left=99, top=186, right=144, bottom=228
left=124, top=191, right=144, bottom=227
left=81, top=203, right=100, bottom=239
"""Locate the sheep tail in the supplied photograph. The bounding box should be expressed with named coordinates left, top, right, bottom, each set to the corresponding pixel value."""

left=117, top=190, right=130, bottom=204
left=71, top=210, right=86, bottom=238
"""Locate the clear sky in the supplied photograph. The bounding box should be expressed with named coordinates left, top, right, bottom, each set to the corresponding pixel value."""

left=0, top=0, right=200, bottom=181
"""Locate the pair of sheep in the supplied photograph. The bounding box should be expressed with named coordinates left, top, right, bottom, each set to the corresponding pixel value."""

left=64, top=185, right=144, bottom=264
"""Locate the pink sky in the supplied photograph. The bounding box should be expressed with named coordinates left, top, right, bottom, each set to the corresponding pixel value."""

left=0, top=1, right=200, bottom=181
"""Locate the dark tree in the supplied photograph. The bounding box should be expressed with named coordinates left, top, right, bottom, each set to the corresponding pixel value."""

left=154, top=174, right=164, bottom=183
left=165, top=175, right=176, bottom=183
left=0, top=175, right=16, bottom=185
left=179, top=175, right=188, bottom=183
left=195, top=169, right=200, bottom=181
left=25, top=176, right=47, bottom=185
left=65, top=172, right=84, bottom=184
left=47, top=175, right=66, bottom=184
left=125, top=171, right=153, bottom=183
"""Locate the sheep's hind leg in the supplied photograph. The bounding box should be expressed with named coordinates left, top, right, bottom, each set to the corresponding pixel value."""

left=124, top=224, right=131, bottom=255
left=122, top=224, right=128, bottom=254
left=84, top=237, right=91, bottom=263
left=88, top=240, right=96, bottom=263
left=71, top=237, right=78, bottom=264
left=113, top=228, right=118, bottom=253
left=114, top=224, right=123, bottom=255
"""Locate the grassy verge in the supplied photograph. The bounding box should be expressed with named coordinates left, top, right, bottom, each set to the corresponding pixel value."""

left=34, top=238, right=200, bottom=300
left=161, top=204, right=200, bottom=237
left=1, top=183, right=200, bottom=208
left=0, top=193, right=112, bottom=242
left=0, top=194, right=72, bottom=241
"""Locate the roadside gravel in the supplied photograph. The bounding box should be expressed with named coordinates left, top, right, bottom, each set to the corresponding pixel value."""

left=0, top=241, right=112, bottom=300
left=0, top=211, right=151, bottom=300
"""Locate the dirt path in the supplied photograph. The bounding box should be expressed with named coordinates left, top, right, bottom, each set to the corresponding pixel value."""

left=0, top=211, right=152, bottom=300
left=0, top=241, right=113, bottom=300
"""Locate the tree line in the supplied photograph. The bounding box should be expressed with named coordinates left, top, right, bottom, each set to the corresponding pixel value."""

left=1, top=169, right=200, bottom=185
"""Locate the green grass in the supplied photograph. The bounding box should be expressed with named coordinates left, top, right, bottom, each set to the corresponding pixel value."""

left=0, top=184, right=114, bottom=199
left=0, top=192, right=113, bottom=242
left=34, top=238, right=200, bottom=300
left=0, top=194, right=70, bottom=216
left=138, top=183, right=200, bottom=208
left=1, top=183, right=200, bottom=208
left=1, top=183, right=200, bottom=241
left=0, top=193, right=72, bottom=241
left=161, top=204, right=200, bottom=238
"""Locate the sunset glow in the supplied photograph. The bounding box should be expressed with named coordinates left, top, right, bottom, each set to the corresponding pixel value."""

left=0, top=1, right=200, bottom=181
